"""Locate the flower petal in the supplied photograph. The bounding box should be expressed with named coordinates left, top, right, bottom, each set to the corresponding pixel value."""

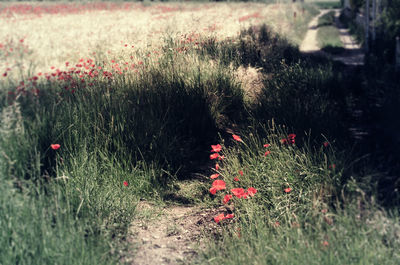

left=232, top=134, right=243, bottom=142
left=211, top=144, right=222, bottom=153
left=210, top=173, right=220, bottom=179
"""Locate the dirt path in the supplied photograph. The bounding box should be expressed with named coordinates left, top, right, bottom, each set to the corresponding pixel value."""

left=332, top=10, right=365, bottom=66
left=121, top=201, right=223, bottom=265
left=299, top=9, right=331, bottom=53
left=300, top=9, right=364, bottom=66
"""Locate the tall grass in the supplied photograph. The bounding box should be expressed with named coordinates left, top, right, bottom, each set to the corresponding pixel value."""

left=199, top=128, right=400, bottom=265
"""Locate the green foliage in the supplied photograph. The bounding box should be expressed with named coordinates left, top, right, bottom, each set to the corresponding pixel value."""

left=317, top=26, right=345, bottom=53
left=317, top=10, right=336, bottom=27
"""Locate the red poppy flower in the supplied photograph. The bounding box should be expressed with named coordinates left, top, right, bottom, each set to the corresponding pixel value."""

left=210, top=153, right=219, bottom=160
left=232, top=134, right=243, bottom=142
left=212, top=180, right=226, bottom=191
left=225, top=213, right=234, bottom=219
left=231, top=188, right=245, bottom=198
left=223, top=194, right=232, bottom=204
left=239, top=170, right=243, bottom=176
left=288, top=134, right=296, bottom=144
left=234, top=177, right=239, bottom=181
left=323, top=141, right=329, bottom=147
left=264, top=151, right=271, bottom=156
left=218, top=155, right=225, bottom=160
left=280, top=138, right=288, bottom=144
left=211, top=144, right=222, bottom=153
left=209, top=187, right=217, bottom=195
left=214, top=213, right=234, bottom=223
left=210, top=173, right=220, bottom=179
left=284, top=187, right=292, bottom=193
left=215, top=163, right=220, bottom=170
left=322, top=241, right=329, bottom=247
left=123, top=181, right=128, bottom=187
left=264, top=144, right=270, bottom=147
left=214, top=213, right=225, bottom=223
left=247, top=187, right=257, bottom=196
left=51, top=144, right=61, bottom=150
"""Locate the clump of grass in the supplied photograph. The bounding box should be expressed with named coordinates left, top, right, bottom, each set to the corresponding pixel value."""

left=317, top=26, right=345, bottom=54
left=317, top=10, right=336, bottom=27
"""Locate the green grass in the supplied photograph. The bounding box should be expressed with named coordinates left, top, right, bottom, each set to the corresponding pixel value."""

left=312, top=1, right=342, bottom=9
left=317, top=10, right=336, bottom=27
left=0, top=6, right=399, bottom=264
left=317, top=26, right=345, bottom=54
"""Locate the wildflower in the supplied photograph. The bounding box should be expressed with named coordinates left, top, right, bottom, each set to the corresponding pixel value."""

left=234, top=177, right=239, bottom=181
left=264, top=151, right=271, bottom=156
left=212, top=179, right=226, bottom=191
left=280, top=138, right=288, bottom=144
left=323, top=141, right=329, bottom=147
left=214, top=213, right=225, bottom=223
left=284, top=187, right=292, bottom=193
left=123, top=181, right=128, bottom=187
left=223, top=194, right=232, bottom=204
left=247, top=187, right=257, bottom=196
left=263, top=144, right=270, bottom=147
left=215, top=163, right=220, bottom=170
left=329, top=164, right=336, bottom=169
left=211, top=144, right=222, bottom=153
left=232, top=134, right=243, bottom=142
left=218, top=155, right=225, bottom=160
left=51, top=144, right=61, bottom=150
left=225, top=213, right=234, bottom=219
left=210, top=153, right=219, bottom=160
left=2, top=72, right=7, bottom=77
left=288, top=134, right=296, bottom=144
left=210, top=173, right=220, bottom=179
left=322, top=241, right=329, bottom=247
left=274, top=221, right=280, bottom=227
left=214, top=213, right=234, bottom=223
left=209, top=187, right=217, bottom=195
left=231, top=188, right=247, bottom=198
left=239, top=170, right=243, bottom=176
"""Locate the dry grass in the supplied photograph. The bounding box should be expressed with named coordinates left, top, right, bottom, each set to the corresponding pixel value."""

left=0, top=2, right=306, bottom=76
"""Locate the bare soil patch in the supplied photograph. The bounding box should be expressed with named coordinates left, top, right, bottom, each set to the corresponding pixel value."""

left=121, top=201, right=225, bottom=265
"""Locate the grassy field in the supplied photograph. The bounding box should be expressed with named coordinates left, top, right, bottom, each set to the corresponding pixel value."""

left=1, top=1, right=399, bottom=265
